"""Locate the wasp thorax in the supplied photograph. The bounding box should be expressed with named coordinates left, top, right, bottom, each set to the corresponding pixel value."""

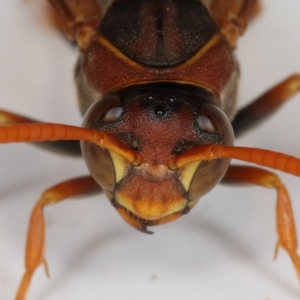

left=81, top=83, right=234, bottom=227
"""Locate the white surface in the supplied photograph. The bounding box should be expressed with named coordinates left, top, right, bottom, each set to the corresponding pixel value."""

left=0, top=1, right=300, bottom=300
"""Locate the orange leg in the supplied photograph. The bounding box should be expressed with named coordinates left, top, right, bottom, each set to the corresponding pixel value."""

left=208, top=0, right=261, bottom=46
left=46, top=0, right=102, bottom=48
left=222, top=165, right=300, bottom=281
left=15, top=176, right=101, bottom=300
left=0, top=109, right=36, bottom=125
left=232, top=74, right=300, bottom=137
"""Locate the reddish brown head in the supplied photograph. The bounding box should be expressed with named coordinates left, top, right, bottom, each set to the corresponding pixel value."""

left=81, top=83, right=234, bottom=232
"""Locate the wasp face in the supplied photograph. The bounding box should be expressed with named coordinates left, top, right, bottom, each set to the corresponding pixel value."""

left=81, top=83, right=234, bottom=231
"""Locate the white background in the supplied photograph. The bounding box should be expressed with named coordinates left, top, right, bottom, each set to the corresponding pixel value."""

left=0, top=1, right=300, bottom=299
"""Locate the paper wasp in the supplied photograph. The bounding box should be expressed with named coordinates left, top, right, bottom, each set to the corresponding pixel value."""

left=3, top=0, right=296, bottom=300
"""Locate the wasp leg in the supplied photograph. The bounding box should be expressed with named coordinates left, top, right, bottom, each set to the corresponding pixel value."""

left=208, top=0, right=260, bottom=46
left=0, top=109, right=81, bottom=156
left=232, top=74, right=300, bottom=137
left=15, top=176, right=101, bottom=300
left=222, top=165, right=300, bottom=282
left=46, top=0, right=102, bottom=48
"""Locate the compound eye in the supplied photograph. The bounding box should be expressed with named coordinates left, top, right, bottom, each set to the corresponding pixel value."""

left=103, top=107, right=123, bottom=122
left=197, top=104, right=234, bottom=146
left=197, top=115, right=214, bottom=132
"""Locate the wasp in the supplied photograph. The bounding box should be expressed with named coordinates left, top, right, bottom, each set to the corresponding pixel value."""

left=0, top=1, right=300, bottom=299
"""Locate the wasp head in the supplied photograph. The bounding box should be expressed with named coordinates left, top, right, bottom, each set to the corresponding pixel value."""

left=81, top=83, right=234, bottom=232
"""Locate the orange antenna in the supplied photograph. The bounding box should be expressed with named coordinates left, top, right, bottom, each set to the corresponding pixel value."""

left=0, top=123, right=142, bottom=165
left=168, top=144, right=300, bottom=176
